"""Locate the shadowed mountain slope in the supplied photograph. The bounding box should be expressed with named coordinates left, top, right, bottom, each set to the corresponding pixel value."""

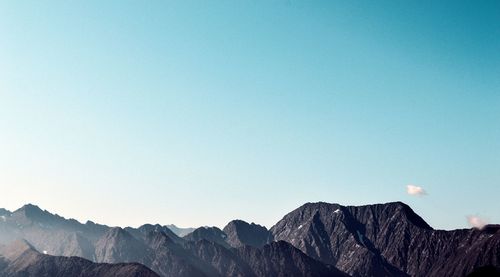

left=223, top=220, right=273, bottom=248
left=271, top=201, right=500, bottom=277
left=184, top=227, right=231, bottom=249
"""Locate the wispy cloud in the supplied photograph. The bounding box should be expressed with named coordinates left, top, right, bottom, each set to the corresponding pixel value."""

left=467, top=215, right=489, bottom=229
left=406, top=184, right=427, bottom=196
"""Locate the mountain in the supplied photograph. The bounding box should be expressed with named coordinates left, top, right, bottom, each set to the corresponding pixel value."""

left=0, top=204, right=349, bottom=276
left=183, top=239, right=254, bottom=276
left=223, top=220, right=273, bottom=248
left=0, top=204, right=101, bottom=260
left=0, top=208, right=10, bottom=217
left=144, top=231, right=210, bottom=277
left=94, top=227, right=151, bottom=264
left=1, top=201, right=499, bottom=276
left=166, top=224, right=196, bottom=237
left=182, top=238, right=348, bottom=277
left=2, top=207, right=347, bottom=277
left=271, top=201, right=500, bottom=277
left=0, top=239, right=159, bottom=277
left=236, top=241, right=349, bottom=277
left=183, top=227, right=231, bottom=248
left=125, top=224, right=184, bottom=245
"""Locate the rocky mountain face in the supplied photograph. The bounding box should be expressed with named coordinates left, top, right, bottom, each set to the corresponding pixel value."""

left=223, top=220, right=273, bottom=248
left=94, top=227, right=151, bottom=264
left=0, top=205, right=101, bottom=260
left=125, top=224, right=184, bottom=245
left=0, top=204, right=346, bottom=276
left=0, top=201, right=498, bottom=276
left=144, top=231, right=210, bottom=277
left=236, top=241, right=349, bottom=277
left=271, top=201, right=500, bottom=277
left=183, top=227, right=231, bottom=248
left=0, top=239, right=159, bottom=277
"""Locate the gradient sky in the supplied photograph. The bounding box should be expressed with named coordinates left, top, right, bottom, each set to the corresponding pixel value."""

left=1, top=1, right=499, bottom=230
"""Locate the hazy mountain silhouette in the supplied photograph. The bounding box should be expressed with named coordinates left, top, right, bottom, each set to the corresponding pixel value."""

left=0, top=239, right=158, bottom=277
left=166, top=224, right=196, bottom=237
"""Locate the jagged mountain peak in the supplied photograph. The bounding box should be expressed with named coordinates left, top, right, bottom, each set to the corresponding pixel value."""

left=95, top=227, right=150, bottom=264
left=124, top=224, right=184, bottom=245
left=10, top=203, right=82, bottom=229
left=189, top=226, right=225, bottom=235
left=0, top=208, right=11, bottom=216
left=270, top=201, right=438, bottom=276
left=84, top=220, right=109, bottom=234
left=345, top=201, right=432, bottom=230
left=184, top=226, right=230, bottom=248
left=9, top=204, right=60, bottom=227
left=283, top=201, right=432, bottom=230
left=14, top=203, right=45, bottom=216
left=0, top=209, right=10, bottom=223
left=224, top=219, right=267, bottom=229
left=144, top=230, right=175, bottom=249
left=283, top=202, right=344, bottom=219
left=138, top=224, right=178, bottom=236
left=85, top=220, right=106, bottom=227
left=103, top=227, right=133, bottom=239
left=223, top=219, right=273, bottom=248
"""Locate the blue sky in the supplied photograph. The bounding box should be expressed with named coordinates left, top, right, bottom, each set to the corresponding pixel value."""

left=0, top=1, right=499, bottom=229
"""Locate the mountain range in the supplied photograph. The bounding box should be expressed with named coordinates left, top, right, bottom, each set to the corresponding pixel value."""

left=0, top=201, right=498, bottom=276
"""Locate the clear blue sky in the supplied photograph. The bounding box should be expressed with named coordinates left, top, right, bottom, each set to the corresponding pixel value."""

left=0, top=1, right=499, bottom=229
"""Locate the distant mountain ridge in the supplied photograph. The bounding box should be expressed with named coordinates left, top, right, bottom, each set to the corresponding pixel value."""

left=0, top=239, right=159, bottom=277
left=166, top=224, right=196, bottom=237
left=0, top=202, right=498, bottom=276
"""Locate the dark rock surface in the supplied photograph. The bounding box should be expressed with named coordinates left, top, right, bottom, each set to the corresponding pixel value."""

left=236, top=241, right=349, bottom=277
left=271, top=201, right=500, bottom=277
left=183, top=227, right=231, bottom=248
left=94, top=227, right=150, bottom=264
left=223, top=220, right=273, bottom=248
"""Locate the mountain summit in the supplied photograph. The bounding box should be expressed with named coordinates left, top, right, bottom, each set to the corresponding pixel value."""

left=223, top=220, right=273, bottom=248
left=271, top=201, right=499, bottom=276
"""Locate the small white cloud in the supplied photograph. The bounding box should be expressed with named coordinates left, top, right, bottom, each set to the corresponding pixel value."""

left=43, top=250, right=48, bottom=255
left=467, top=215, right=489, bottom=229
left=406, top=184, right=427, bottom=196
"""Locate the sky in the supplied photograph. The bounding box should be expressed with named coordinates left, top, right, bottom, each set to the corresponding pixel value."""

left=0, top=0, right=499, bottom=230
